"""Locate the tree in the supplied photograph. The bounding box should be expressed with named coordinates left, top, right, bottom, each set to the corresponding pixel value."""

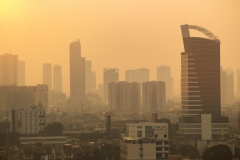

left=202, top=144, right=232, bottom=160
left=45, top=122, right=64, bottom=136
left=170, top=143, right=199, bottom=158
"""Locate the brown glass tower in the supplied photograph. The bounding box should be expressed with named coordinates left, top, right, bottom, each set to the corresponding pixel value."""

left=181, top=24, right=221, bottom=117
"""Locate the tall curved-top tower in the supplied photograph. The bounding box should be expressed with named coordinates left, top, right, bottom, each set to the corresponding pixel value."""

left=181, top=24, right=221, bottom=116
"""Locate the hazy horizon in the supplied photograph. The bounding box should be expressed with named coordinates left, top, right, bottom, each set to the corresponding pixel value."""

left=1, top=0, right=240, bottom=96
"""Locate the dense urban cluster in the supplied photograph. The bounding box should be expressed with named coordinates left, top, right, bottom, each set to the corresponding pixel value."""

left=0, top=24, right=240, bottom=160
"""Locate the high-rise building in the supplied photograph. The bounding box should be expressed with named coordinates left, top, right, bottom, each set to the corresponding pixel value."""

left=11, top=105, right=45, bottom=134
left=69, top=40, right=85, bottom=103
left=221, top=68, right=234, bottom=105
left=91, top=71, right=96, bottom=90
left=85, top=60, right=92, bottom=94
left=103, top=68, right=119, bottom=103
left=0, top=84, right=48, bottom=112
left=43, top=63, right=52, bottom=91
left=237, top=69, right=240, bottom=100
left=108, top=81, right=141, bottom=110
left=178, top=24, right=228, bottom=140
left=157, top=66, right=174, bottom=100
left=142, top=81, right=166, bottom=111
left=18, top=60, right=25, bottom=86
left=53, top=65, right=62, bottom=92
left=0, top=54, right=18, bottom=85
left=125, top=68, right=149, bottom=83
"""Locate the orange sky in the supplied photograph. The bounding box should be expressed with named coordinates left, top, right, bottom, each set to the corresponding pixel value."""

left=0, top=0, right=240, bottom=97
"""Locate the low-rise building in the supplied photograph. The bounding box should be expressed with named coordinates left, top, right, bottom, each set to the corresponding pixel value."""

left=19, top=136, right=67, bottom=145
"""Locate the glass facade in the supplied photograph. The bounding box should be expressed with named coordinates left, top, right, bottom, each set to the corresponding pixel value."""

left=181, top=25, right=221, bottom=116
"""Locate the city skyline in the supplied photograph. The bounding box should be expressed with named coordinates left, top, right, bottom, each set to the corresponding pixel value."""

left=0, top=1, right=239, bottom=96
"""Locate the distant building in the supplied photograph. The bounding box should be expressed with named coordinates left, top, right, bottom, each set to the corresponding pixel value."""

left=103, top=68, right=119, bottom=103
left=237, top=69, right=240, bottom=100
left=19, top=136, right=67, bottom=145
left=85, top=60, right=92, bottom=94
left=43, top=63, right=52, bottom=91
left=0, top=84, right=48, bottom=112
left=142, top=81, right=166, bottom=111
left=49, top=90, right=66, bottom=105
left=11, top=105, right=45, bottom=134
left=108, top=81, right=141, bottom=110
left=0, top=54, right=18, bottom=85
left=157, top=66, right=174, bottom=100
left=18, top=60, right=25, bottom=86
left=53, top=65, right=62, bottom=92
left=70, top=40, right=85, bottom=103
left=106, top=115, right=111, bottom=139
left=125, top=68, right=149, bottom=83
left=91, top=71, right=96, bottom=90
left=221, top=69, right=234, bottom=105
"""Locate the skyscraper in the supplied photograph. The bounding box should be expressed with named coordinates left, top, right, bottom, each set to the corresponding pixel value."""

left=0, top=54, right=18, bottom=85
left=18, top=60, right=25, bottom=86
left=157, top=66, right=174, bottom=100
left=43, top=63, right=52, bottom=91
left=108, top=81, right=141, bottom=110
left=125, top=68, right=149, bottom=83
left=103, top=68, right=119, bottom=103
left=142, top=81, right=166, bottom=111
left=178, top=24, right=228, bottom=140
left=69, top=40, right=85, bottom=103
left=85, top=60, right=93, bottom=94
left=222, top=69, right=234, bottom=105
left=53, top=65, right=62, bottom=92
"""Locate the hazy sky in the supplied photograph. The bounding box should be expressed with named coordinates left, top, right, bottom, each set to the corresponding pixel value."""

left=0, top=0, right=240, bottom=96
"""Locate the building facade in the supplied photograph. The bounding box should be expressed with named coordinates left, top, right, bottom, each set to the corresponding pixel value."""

left=43, top=63, right=52, bottom=91
left=125, top=68, right=149, bottom=83
left=103, top=68, right=119, bottom=103
left=142, top=81, right=166, bottom=111
left=53, top=65, right=62, bottom=92
left=108, top=81, right=141, bottom=110
left=11, top=105, right=45, bottom=134
left=18, top=60, right=25, bottom=86
left=70, top=40, right=85, bottom=103
left=157, top=66, right=174, bottom=100
left=0, top=54, right=18, bottom=86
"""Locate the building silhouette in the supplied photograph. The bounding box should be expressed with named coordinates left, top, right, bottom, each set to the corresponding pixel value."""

left=142, top=81, right=166, bottom=111
left=103, top=68, right=119, bottom=103
left=53, top=65, right=62, bottom=92
left=108, top=81, right=141, bottom=110
left=43, top=63, right=52, bottom=91
left=237, top=69, right=240, bottom=100
left=157, top=66, right=174, bottom=100
left=0, top=54, right=18, bottom=85
left=125, top=68, right=149, bottom=83
left=69, top=40, right=85, bottom=103
left=221, top=68, right=234, bottom=106
left=18, top=60, right=25, bottom=86
left=178, top=24, right=228, bottom=140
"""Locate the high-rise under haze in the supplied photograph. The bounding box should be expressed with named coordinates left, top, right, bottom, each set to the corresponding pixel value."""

left=53, top=65, right=62, bottom=92
left=43, top=63, right=52, bottom=91
left=103, top=68, right=119, bottom=103
left=69, top=40, right=85, bottom=103
left=0, top=54, right=18, bottom=86
left=179, top=24, right=228, bottom=140
left=125, top=68, right=149, bottom=83
left=18, top=60, right=25, bottom=86
left=157, top=66, right=174, bottom=100
left=236, top=69, right=240, bottom=100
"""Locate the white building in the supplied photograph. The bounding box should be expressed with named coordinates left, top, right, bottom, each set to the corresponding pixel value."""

left=11, top=105, right=45, bottom=134
left=121, top=122, right=170, bottom=160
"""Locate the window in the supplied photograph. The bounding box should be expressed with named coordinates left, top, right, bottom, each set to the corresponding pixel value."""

left=137, top=131, right=142, bottom=137
left=164, top=134, right=167, bottom=138
left=137, top=126, right=142, bottom=129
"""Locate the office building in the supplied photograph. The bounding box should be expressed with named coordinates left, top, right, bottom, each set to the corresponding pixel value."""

left=157, top=66, right=174, bottom=100
left=221, top=68, right=227, bottom=107
left=70, top=40, right=85, bottom=103
left=0, top=84, right=48, bottom=112
left=0, top=54, right=18, bottom=85
left=121, top=122, right=170, bottom=160
left=224, top=69, right=234, bottom=105
left=85, top=60, right=92, bottom=94
left=103, top=68, right=119, bottom=102
left=179, top=24, right=228, bottom=140
left=18, top=60, right=25, bottom=86
left=108, top=81, right=141, bottom=110
left=142, top=81, right=166, bottom=111
left=91, top=71, right=96, bottom=90
left=43, top=63, right=52, bottom=91
left=125, top=68, right=149, bottom=83
left=11, top=105, right=45, bottom=134
left=53, top=65, right=62, bottom=92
